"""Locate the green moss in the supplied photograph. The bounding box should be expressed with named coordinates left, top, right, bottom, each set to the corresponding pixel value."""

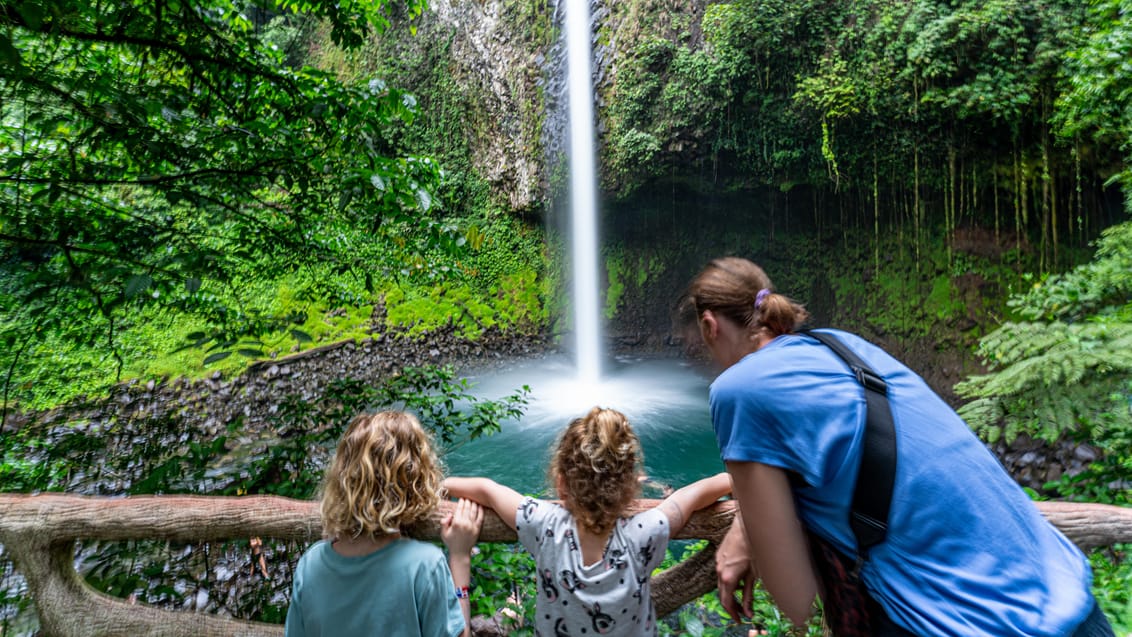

left=604, top=255, right=625, bottom=320
left=381, top=267, right=546, bottom=340
left=924, top=275, right=965, bottom=322
left=4, top=232, right=550, bottom=411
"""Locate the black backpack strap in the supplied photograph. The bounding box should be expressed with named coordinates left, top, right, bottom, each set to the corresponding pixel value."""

left=801, top=329, right=897, bottom=559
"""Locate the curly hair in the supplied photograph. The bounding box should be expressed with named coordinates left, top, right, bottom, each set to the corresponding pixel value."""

left=319, top=411, right=444, bottom=541
left=550, top=407, right=642, bottom=536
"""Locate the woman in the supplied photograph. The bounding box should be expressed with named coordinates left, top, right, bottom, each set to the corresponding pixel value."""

left=678, top=257, right=1112, bottom=636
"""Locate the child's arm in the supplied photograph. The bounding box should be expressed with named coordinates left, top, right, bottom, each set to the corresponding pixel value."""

left=443, top=477, right=524, bottom=530
left=441, top=498, right=483, bottom=637
left=657, top=472, right=732, bottom=535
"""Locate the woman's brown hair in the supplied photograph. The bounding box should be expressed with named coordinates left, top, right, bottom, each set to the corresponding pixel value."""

left=677, top=256, right=809, bottom=337
left=550, top=407, right=642, bottom=536
left=319, top=411, right=444, bottom=540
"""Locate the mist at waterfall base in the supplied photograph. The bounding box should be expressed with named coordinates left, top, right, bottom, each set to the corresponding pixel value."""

left=443, top=355, right=726, bottom=496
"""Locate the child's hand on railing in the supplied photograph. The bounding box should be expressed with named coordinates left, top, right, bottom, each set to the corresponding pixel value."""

left=441, top=498, right=484, bottom=557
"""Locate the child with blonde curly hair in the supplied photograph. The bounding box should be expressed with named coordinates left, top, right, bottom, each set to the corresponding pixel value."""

left=286, top=411, right=482, bottom=637
left=445, top=406, right=730, bottom=636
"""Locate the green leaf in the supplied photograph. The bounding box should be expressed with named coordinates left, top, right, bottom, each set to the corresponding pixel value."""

left=237, top=348, right=265, bottom=358
left=290, top=329, right=313, bottom=343
left=184, top=278, right=202, bottom=294
left=0, top=34, right=23, bottom=71
left=16, top=3, right=45, bottom=30
left=124, top=274, right=154, bottom=300
left=203, top=351, right=233, bottom=365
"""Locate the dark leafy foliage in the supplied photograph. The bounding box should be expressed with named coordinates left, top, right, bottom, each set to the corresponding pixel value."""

left=0, top=0, right=451, bottom=404
left=955, top=1, right=1132, bottom=502
left=602, top=0, right=1113, bottom=276
left=957, top=220, right=1132, bottom=503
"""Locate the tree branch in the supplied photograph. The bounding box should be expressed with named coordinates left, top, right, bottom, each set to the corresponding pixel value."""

left=3, top=8, right=291, bottom=91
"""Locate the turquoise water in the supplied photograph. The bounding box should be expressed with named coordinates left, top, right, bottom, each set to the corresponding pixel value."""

left=445, top=354, right=726, bottom=496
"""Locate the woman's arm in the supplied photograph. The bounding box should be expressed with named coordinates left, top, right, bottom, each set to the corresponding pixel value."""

left=726, top=460, right=818, bottom=628
left=657, top=472, right=732, bottom=535
left=443, top=477, right=524, bottom=530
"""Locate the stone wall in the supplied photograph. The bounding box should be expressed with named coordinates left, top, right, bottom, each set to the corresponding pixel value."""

left=995, top=435, right=1104, bottom=495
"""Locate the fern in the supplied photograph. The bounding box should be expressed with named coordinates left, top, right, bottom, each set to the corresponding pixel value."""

left=956, top=220, right=1132, bottom=454
left=1010, top=222, right=1132, bottom=321
left=958, top=318, right=1132, bottom=444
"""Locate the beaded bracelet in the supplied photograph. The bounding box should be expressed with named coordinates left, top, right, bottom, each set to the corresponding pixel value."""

left=455, top=586, right=471, bottom=599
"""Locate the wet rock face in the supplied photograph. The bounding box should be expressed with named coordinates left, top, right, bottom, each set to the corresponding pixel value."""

left=415, top=0, right=546, bottom=211
left=994, top=434, right=1104, bottom=495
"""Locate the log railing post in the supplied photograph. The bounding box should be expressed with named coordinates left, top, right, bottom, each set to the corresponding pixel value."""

left=2, top=494, right=1130, bottom=636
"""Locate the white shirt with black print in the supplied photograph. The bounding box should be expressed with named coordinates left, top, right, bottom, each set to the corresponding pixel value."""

left=515, top=497, right=670, bottom=637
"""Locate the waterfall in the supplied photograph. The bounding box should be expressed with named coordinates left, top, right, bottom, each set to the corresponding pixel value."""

left=564, top=0, right=602, bottom=381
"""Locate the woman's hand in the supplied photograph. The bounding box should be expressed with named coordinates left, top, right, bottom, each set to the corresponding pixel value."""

left=717, top=515, right=756, bottom=620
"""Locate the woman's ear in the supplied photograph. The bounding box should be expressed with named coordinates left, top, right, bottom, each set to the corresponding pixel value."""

left=699, top=310, right=719, bottom=344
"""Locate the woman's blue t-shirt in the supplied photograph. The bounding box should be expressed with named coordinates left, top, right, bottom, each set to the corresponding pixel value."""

left=710, top=330, right=1092, bottom=636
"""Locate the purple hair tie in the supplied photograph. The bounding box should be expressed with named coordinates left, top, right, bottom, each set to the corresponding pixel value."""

left=754, top=288, right=771, bottom=309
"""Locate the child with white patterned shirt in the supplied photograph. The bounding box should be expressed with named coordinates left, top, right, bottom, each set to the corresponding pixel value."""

left=445, top=406, right=730, bottom=636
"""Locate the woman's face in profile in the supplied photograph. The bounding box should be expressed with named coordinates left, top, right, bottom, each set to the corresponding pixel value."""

left=697, top=312, right=759, bottom=372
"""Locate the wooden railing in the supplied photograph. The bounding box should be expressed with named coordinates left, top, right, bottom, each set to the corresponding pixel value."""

left=2, top=494, right=1131, bottom=637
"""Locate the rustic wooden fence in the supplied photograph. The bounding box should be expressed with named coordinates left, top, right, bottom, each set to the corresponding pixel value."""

left=2, top=494, right=1130, bottom=636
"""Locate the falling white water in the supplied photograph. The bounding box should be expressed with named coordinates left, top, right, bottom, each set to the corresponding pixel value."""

left=565, top=0, right=602, bottom=381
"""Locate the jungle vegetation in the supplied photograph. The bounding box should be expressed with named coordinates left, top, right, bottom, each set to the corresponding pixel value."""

left=0, top=0, right=548, bottom=411
left=596, top=0, right=1132, bottom=520
left=601, top=0, right=1127, bottom=271
left=1, top=0, right=1131, bottom=634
